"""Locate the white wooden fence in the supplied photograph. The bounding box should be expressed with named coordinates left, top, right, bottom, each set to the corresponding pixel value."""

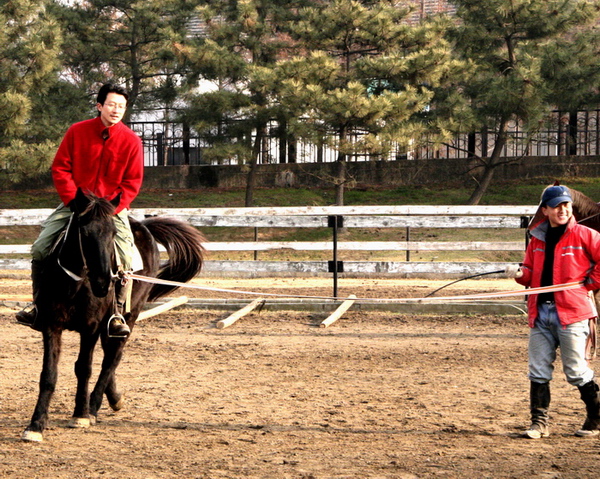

left=0, top=205, right=537, bottom=283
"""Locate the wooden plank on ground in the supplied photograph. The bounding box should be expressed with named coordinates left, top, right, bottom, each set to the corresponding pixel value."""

left=137, top=296, right=189, bottom=321
left=320, top=295, right=357, bottom=328
left=216, top=298, right=265, bottom=329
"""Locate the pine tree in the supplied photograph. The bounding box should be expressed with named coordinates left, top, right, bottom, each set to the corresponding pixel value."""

left=0, top=0, right=62, bottom=181
left=444, top=0, right=600, bottom=204
left=271, top=0, right=458, bottom=204
left=177, top=0, right=317, bottom=206
left=54, top=0, right=197, bottom=114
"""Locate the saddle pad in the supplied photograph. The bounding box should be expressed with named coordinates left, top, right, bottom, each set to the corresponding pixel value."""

left=131, top=244, right=144, bottom=272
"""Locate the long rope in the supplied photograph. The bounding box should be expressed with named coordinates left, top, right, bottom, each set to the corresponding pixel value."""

left=424, top=270, right=505, bottom=298
left=127, top=272, right=581, bottom=304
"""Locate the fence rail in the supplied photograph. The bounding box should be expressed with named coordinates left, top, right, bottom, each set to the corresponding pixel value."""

left=0, top=205, right=536, bottom=293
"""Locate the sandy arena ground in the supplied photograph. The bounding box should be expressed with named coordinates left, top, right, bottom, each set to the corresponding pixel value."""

left=1, top=275, right=600, bottom=478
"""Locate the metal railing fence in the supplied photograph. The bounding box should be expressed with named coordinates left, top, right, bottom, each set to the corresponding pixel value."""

left=129, top=110, right=600, bottom=167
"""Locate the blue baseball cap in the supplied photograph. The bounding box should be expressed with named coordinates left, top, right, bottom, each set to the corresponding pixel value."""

left=541, top=185, right=572, bottom=208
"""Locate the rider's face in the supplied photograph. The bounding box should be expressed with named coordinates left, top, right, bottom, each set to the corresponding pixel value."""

left=97, top=92, right=127, bottom=127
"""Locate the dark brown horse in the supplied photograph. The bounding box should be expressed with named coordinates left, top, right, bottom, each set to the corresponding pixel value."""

left=21, top=189, right=205, bottom=442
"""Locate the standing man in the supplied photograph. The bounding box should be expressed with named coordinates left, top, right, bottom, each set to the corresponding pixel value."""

left=515, top=185, right=600, bottom=438
left=16, top=82, right=144, bottom=338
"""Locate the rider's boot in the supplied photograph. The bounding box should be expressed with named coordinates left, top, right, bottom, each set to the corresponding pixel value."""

left=15, top=260, right=43, bottom=331
left=523, top=381, right=551, bottom=439
left=108, top=281, right=132, bottom=338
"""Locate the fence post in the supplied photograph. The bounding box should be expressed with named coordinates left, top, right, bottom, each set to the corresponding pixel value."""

left=254, top=227, right=258, bottom=261
left=328, top=215, right=344, bottom=298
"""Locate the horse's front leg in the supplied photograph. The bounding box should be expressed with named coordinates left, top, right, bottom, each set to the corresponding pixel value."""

left=89, top=336, right=127, bottom=421
left=69, top=333, right=100, bottom=429
left=22, top=329, right=63, bottom=442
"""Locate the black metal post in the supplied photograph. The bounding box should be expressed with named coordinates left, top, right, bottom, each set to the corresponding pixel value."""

left=254, top=227, right=258, bottom=261
left=328, top=215, right=344, bottom=298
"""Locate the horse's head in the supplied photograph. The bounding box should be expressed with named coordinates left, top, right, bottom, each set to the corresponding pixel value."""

left=69, top=189, right=120, bottom=297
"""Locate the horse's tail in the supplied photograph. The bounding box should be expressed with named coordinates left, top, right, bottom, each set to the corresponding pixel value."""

left=141, top=217, right=206, bottom=302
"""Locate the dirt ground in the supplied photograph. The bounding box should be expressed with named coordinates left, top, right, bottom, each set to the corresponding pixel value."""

left=1, top=274, right=600, bottom=478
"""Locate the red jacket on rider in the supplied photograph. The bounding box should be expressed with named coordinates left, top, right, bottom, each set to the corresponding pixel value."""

left=51, top=116, right=143, bottom=214
left=517, top=215, right=600, bottom=327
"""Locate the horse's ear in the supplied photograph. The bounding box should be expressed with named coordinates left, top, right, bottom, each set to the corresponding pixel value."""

left=111, top=193, right=122, bottom=209
left=554, top=180, right=560, bottom=186
left=70, top=188, right=87, bottom=214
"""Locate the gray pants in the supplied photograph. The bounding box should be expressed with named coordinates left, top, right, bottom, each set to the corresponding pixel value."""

left=528, top=302, right=594, bottom=387
left=31, top=203, right=135, bottom=270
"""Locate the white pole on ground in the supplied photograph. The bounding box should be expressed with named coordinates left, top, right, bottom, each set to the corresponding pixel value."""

left=137, top=296, right=189, bottom=322
left=216, top=298, right=266, bottom=329
left=320, top=294, right=357, bottom=328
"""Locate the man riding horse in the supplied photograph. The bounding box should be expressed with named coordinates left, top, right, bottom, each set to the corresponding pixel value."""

left=16, top=82, right=143, bottom=338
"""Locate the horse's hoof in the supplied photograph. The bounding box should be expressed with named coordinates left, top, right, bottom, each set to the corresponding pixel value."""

left=68, top=417, right=90, bottom=429
left=110, top=395, right=124, bottom=411
left=89, top=415, right=97, bottom=426
left=21, top=430, right=43, bottom=442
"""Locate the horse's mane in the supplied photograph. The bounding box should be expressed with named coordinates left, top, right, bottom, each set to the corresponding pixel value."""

left=77, top=193, right=116, bottom=221
left=569, top=188, right=600, bottom=224
left=530, top=182, right=600, bottom=231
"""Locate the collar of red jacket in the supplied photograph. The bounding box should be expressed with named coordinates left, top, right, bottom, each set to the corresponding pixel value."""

left=529, top=214, right=576, bottom=242
left=92, top=115, right=125, bottom=139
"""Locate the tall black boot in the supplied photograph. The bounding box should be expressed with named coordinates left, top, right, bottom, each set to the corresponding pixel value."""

left=15, top=260, right=43, bottom=331
left=575, top=379, right=600, bottom=437
left=524, top=381, right=551, bottom=439
left=107, top=281, right=131, bottom=338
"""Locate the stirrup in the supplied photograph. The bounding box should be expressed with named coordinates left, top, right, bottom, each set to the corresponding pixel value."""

left=107, top=313, right=130, bottom=339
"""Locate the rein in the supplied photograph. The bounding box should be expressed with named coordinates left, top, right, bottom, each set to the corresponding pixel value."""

left=57, top=214, right=86, bottom=282
left=56, top=212, right=121, bottom=283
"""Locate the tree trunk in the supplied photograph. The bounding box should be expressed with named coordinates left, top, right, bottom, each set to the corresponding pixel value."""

left=334, top=126, right=348, bottom=206
left=245, top=124, right=265, bottom=207
left=335, top=159, right=346, bottom=206
left=467, top=118, right=509, bottom=205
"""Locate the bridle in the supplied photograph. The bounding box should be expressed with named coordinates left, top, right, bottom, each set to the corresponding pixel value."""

left=56, top=212, right=120, bottom=283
